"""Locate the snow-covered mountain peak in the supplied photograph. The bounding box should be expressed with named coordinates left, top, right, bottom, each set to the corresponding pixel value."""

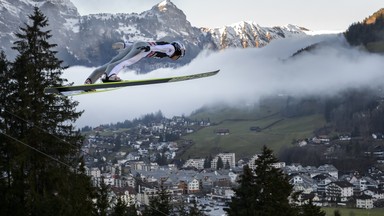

left=281, top=24, right=309, bottom=32
left=157, top=0, right=175, bottom=12
left=150, top=0, right=185, bottom=18
left=22, top=0, right=78, bottom=12
left=205, top=21, right=308, bottom=49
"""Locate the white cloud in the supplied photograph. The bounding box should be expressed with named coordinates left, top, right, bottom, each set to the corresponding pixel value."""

left=63, top=34, right=384, bottom=128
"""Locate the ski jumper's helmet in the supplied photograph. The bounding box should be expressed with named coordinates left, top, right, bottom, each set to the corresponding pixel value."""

left=170, top=41, right=186, bottom=60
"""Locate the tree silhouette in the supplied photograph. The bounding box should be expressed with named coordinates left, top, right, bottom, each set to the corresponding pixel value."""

left=225, top=160, right=231, bottom=169
left=225, top=146, right=298, bottom=216
left=216, top=156, right=224, bottom=170
left=0, top=7, right=95, bottom=215
left=143, top=184, right=173, bottom=216
left=345, top=9, right=384, bottom=47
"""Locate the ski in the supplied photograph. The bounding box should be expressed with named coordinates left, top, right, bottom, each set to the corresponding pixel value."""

left=44, top=70, right=219, bottom=95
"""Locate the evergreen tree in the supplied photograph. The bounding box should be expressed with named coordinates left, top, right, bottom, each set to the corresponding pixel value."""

left=143, top=184, right=173, bottom=216
left=225, top=146, right=298, bottom=216
left=225, top=165, right=257, bottom=215
left=174, top=198, right=189, bottom=216
left=69, top=160, right=97, bottom=215
left=174, top=198, right=205, bottom=216
left=126, top=204, right=139, bottom=216
left=0, top=50, right=12, bottom=216
left=203, top=155, right=212, bottom=169
left=0, top=7, right=95, bottom=215
left=95, top=177, right=110, bottom=216
left=225, top=160, right=231, bottom=169
left=252, top=146, right=297, bottom=216
left=135, top=172, right=143, bottom=193
left=188, top=200, right=205, bottom=216
left=216, top=156, right=224, bottom=170
left=345, top=10, right=384, bottom=48
left=0, top=51, right=10, bottom=105
left=156, top=151, right=168, bottom=166
left=111, top=196, right=129, bottom=216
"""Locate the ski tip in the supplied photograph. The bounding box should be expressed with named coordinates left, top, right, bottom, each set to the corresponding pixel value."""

left=44, top=87, right=60, bottom=94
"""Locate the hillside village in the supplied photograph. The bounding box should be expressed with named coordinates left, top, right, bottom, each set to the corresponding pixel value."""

left=81, top=115, right=384, bottom=212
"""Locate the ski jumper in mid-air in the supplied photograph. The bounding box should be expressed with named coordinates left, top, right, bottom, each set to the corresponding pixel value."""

left=84, top=41, right=186, bottom=84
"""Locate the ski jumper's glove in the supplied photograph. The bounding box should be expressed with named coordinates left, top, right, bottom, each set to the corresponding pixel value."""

left=137, top=46, right=151, bottom=52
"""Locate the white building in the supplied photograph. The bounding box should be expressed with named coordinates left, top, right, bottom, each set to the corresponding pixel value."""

left=326, top=181, right=354, bottom=202
left=356, top=195, right=374, bottom=209
left=359, top=176, right=379, bottom=191
left=188, top=178, right=200, bottom=193
left=86, top=167, right=101, bottom=178
left=362, top=188, right=384, bottom=200
left=131, top=161, right=159, bottom=171
left=290, top=174, right=315, bottom=194
left=183, top=159, right=205, bottom=170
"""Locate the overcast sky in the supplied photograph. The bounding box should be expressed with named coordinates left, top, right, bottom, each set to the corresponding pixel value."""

left=70, top=0, right=383, bottom=31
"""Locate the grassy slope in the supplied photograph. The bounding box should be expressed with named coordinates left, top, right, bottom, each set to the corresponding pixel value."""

left=366, top=40, right=384, bottom=53
left=322, top=207, right=384, bottom=216
left=180, top=112, right=325, bottom=159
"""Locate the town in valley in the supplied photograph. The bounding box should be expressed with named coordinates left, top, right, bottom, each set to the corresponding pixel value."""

left=81, top=114, right=384, bottom=214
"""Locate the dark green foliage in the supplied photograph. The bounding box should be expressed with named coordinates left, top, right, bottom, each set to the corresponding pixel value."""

left=279, top=146, right=326, bottom=167
left=0, top=51, right=11, bottom=216
left=188, top=200, right=205, bottom=216
left=135, top=172, right=143, bottom=193
left=224, top=160, right=230, bottom=169
left=345, top=9, right=384, bottom=46
left=225, top=165, right=257, bottom=215
left=225, top=146, right=298, bottom=216
left=113, top=134, right=122, bottom=151
left=137, top=111, right=165, bottom=125
left=0, top=7, right=95, bottom=215
left=216, top=156, right=224, bottom=170
left=203, top=155, right=212, bottom=168
left=174, top=198, right=190, bottom=216
left=334, top=210, right=341, bottom=216
left=253, top=146, right=297, bottom=216
left=111, top=197, right=127, bottom=216
left=156, top=152, right=168, bottom=166
left=280, top=87, right=384, bottom=171
left=95, top=178, right=110, bottom=216
left=313, top=87, right=384, bottom=137
left=126, top=204, right=139, bottom=216
left=174, top=198, right=205, bottom=216
left=143, top=185, right=173, bottom=216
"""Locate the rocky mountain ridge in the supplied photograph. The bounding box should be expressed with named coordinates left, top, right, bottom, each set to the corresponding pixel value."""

left=0, top=0, right=309, bottom=72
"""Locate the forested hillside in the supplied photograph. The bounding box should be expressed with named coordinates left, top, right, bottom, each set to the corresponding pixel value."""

left=345, top=8, right=384, bottom=52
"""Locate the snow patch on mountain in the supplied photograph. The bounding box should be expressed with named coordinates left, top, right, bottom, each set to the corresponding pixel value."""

left=205, top=21, right=308, bottom=49
left=158, top=0, right=172, bottom=12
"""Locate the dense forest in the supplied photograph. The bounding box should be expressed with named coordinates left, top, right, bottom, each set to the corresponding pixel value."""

left=345, top=8, right=384, bottom=50
left=278, top=87, right=384, bottom=173
left=0, top=7, right=140, bottom=215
